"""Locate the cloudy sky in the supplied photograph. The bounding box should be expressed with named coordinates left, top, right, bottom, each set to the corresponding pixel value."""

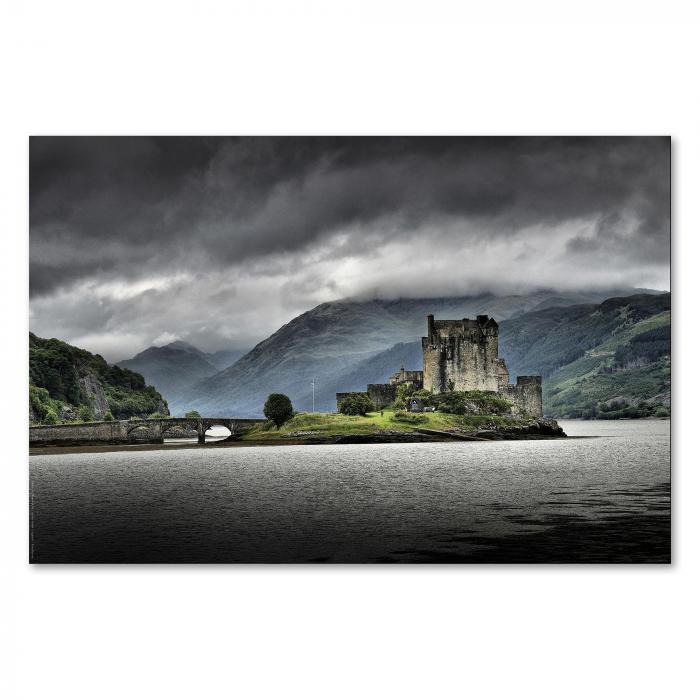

left=30, top=136, right=670, bottom=362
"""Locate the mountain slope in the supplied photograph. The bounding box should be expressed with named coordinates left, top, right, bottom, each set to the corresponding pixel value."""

left=542, top=311, right=670, bottom=417
left=496, top=293, right=671, bottom=417
left=29, top=332, right=168, bottom=423
left=206, top=349, right=246, bottom=371
left=179, top=288, right=657, bottom=416
left=499, top=293, right=670, bottom=377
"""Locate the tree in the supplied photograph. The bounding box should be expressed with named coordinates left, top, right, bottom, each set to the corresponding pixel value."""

left=185, top=410, right=201, bottom=418
left=264, top=393, right=294, bottom=428
left=148, top=411, right=167, bottom=419
left=103, top=411, right=115, bottom=421
left=339, top=393, right=374, bottom=416
left=78, top=404, right=94, bottom=422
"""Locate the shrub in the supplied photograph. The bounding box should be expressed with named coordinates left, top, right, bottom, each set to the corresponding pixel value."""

left=78, top=405, right=94, bottom=422
left=434, top=392, right=467, bottom=415
left=43, top=408, right=59, bottom=425
left=103, top=411, right=115, bottom=421
left=148, top=411, right=167, bottom=419
left=185, top=410, right=201, bottom=418
left=431, top=390, right=513, bottom=416
left=264, top=393, right=294, bottom=428
left=339, top=393, right=374, bottom=416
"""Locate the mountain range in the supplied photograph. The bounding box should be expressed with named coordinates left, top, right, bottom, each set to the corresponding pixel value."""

left=30, top=287, right=670, bottom=421
left=165, top=287, right=663, bottom=417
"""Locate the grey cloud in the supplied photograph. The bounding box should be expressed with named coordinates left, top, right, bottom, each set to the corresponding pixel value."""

left=30, top=137, right=670, bottom=297
left=29, top=137, right=670, bottom=360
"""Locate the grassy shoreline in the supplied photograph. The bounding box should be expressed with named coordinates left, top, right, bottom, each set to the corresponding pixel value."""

left=29, top=410, right=566, bottom=454
left=243, top=409, right=558, bottom=441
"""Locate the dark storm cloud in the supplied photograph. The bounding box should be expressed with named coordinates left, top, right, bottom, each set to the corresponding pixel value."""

left=29, top=136, right=670, bottom=360
left=30, top=136, right=670, bottom=297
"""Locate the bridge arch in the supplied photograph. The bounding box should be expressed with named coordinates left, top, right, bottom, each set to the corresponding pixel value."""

left=203, top=423, right=232, bottom=441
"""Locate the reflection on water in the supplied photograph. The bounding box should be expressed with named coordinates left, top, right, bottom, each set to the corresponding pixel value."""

left=29, top=420, right=670, bottom=563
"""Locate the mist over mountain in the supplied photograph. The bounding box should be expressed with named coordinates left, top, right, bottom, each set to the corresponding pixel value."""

left=173, top=287, right=660, bottom=416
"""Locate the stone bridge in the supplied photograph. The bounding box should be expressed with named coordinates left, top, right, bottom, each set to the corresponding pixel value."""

left=29, top=417, right=263, bottom=447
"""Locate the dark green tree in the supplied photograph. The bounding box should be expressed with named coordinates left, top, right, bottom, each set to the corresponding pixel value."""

left=339, top=393, right=374, bottom=416
left=264, top=393, right=294, bottom=428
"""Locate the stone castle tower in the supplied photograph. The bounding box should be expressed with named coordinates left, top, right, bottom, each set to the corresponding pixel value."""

left=422, top=314, right=543, bottom=416
left=422, top=314, right=503, bottom=392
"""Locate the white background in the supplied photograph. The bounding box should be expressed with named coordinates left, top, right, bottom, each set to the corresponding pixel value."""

left=0, top=2, right=696, bottom=698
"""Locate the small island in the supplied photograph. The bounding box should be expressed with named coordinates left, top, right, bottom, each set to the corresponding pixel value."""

left=243, top=408, right=565, bottom=445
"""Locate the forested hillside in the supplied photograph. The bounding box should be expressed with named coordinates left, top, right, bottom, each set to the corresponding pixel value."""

left=498, top=294, right=670, bottom=417
left=29, top=333, right=168, bottom=424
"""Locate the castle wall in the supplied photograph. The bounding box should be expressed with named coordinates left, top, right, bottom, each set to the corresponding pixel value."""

left=30, top=420, right=134, bottom=445
left=499, top=376, right=543, bottom=417
left=367, top=384, right=397, bottom=409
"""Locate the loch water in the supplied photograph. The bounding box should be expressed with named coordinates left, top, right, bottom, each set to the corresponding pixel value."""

left=29, top=420, right=670, bottom=563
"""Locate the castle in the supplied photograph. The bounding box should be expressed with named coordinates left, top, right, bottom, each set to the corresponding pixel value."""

left=336, top=314, right=543, bottom=417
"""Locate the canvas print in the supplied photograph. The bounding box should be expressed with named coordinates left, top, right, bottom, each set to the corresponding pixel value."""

left=28, top=136, right=671, bottom=563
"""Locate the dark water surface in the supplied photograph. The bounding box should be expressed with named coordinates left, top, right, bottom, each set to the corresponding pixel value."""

left=29, top=420, right=670, bottom=563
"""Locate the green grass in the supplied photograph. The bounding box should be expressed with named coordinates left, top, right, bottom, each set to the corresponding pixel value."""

left=243, top=410, right=531, bottom=441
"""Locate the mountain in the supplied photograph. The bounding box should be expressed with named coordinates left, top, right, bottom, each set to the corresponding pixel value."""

left=29, top=332, right=168, bottom=423
left=117, top=341, right=246, bottom=411
left=178, top=287, right=659, bottom=416
left=497, top=293, right=671, bottom=417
